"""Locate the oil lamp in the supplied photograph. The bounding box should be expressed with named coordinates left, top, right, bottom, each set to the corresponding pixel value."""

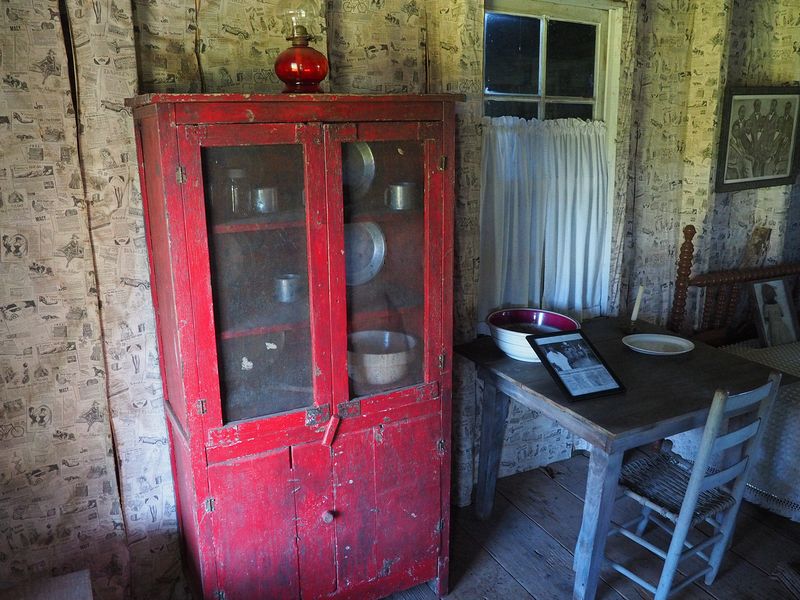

left=274, top=4, right=328, bottom=93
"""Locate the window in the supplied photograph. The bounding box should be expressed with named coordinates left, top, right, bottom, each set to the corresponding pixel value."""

left=484, top=0, right=620, bottom=122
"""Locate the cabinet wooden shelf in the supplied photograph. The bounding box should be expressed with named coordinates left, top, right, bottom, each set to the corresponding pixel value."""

left=212, top=209, right=306, bottom=233
left=130, top=93, right=458, bottom=600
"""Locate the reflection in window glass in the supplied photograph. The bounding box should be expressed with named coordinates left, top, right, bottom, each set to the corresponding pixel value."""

left=484, top=13, right=540, bottom=95
left=544, top=103, right=594, bottom=120
left=485, top=100, right=539, bottom=120
left=546, top=21, right=596, bottom=98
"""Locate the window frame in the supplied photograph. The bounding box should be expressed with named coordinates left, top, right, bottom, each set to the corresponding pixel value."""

left=484, top=0, right=623, bottom=127
left=482, top=0, right=626, bottom=319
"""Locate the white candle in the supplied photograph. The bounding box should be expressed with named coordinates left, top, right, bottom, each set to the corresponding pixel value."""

left=630, top=285, right=644, bottom=323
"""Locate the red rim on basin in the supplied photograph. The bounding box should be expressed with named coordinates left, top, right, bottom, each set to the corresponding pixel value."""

left=487, top=309, right=579, bottom=331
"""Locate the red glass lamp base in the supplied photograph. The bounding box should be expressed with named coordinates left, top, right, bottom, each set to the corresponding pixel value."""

left=274, top=45, right=329, bottom=94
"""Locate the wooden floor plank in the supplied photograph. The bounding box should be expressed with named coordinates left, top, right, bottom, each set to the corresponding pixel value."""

left=739, top=500, right=800, bottom=544
left=443, top=521, right=535, bottom=600
left=385, top=583, right=437, bottom=600
left=385, top=452, right=800, bottom=600
left=498, top=466, right=712, bottom=599
left=455, top=495, right=617, bottom=600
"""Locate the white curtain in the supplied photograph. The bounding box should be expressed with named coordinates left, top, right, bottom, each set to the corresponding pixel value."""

left=477, top=117, right=611, bottom=331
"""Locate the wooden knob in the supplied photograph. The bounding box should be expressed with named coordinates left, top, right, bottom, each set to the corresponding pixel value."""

left=322, top=510, right=335, bottom=524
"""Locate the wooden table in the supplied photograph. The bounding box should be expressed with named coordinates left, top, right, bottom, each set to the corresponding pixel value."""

left=456, top=318, right=780, bottom=600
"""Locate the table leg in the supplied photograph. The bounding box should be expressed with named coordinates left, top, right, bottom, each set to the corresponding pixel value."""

left=573, top=448, right=623, bottom=600
left=474, top=375, right=510, bottom=521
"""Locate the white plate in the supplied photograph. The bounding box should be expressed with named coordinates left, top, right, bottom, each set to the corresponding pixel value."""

left=622, top=334, right=695, bottom=356
left=344, top=222, right=385, bottom=286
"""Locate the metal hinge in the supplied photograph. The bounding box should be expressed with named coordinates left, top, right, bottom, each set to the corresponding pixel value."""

left=305, top=404, right=331, bottom=427
left=438, top=155, right=447, bottom=171
left=197, top=399, right=207, bottom=415
left=438, top=353, right=446, bottom=371
left=337, top=398, right=361, bottom=419
left=176, top=165, right=187, bottom=184
left=204, top=497, right=216, bottom=513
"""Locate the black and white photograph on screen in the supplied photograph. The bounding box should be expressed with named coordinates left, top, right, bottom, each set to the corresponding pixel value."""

left=716, top=86, right=800, bottom=192
left=528, top=331, right=624, bottom=400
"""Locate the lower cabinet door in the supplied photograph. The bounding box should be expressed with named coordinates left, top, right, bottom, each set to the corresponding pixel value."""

left=294, top=442, right=337, bottom=599
left=207, top=447, right=301, bottom=600
left=205, top=412, right=441, bottom=599
left=333, top=413, right=442, bottom=595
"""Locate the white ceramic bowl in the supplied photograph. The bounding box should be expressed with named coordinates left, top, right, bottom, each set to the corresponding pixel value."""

left=347, top=330, right=418, bottom=385
left=487, top=308, right=580, bottom=362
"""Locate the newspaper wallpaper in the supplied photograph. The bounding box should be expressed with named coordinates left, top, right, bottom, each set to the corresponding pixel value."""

left=705, top=0, right=800, bottom=269
left=64, top=0, right=187, bottom=597
left=1, top=0, right=799, bottom=597
left=623, top=1, right=731, bottom=324
left=625, top=0, right=800, bottom=325
left=0, top=1, right=130, bottom=598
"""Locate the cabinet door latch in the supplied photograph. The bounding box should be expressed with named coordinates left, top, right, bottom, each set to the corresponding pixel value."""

left=204, top=497, right=216, bottom=513
left=197, top=399, right=207, bottom=415
left=321, top=415, right=341, bottom=447
left=176, top=165, right=187, bottom=184
left=214, top=591, right=226, bottom=600
left=438, top=155, right=447, bottom=171
left=438, top=353, right=446, bottom=371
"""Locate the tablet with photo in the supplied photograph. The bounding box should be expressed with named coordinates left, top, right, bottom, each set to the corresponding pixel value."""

left=527, top=330, right=625, bottom=400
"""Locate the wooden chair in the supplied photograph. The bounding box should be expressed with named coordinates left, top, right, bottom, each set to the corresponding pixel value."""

left=605, top=372, right=782, bottom=599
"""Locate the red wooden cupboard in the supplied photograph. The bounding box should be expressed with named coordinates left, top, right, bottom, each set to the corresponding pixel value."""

left=128, top=94, right=459, bottom=600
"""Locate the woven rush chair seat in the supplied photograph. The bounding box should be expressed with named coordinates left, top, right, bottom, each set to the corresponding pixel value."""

left=621, top=453, right=736, bottom=525
left=605, top=373, right=781, bottom=600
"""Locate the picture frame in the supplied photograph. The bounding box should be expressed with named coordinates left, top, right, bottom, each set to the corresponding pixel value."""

left=715, top=86, right=800, bottom=192
left=526, top=330, right=625, bottom=400
left=750, top=278, right=799, bottom=347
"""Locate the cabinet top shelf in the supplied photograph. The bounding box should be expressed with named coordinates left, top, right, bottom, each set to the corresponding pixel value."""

left=126, top=93, right=465, bottom=109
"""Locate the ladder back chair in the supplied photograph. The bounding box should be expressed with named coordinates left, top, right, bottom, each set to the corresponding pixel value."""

left=605, top=371, right=782, bottom=599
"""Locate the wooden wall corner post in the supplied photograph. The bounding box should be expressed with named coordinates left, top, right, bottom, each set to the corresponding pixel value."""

left=474, top=369, right=510, bottom=521
left=668, top=224, right=696, bottom=333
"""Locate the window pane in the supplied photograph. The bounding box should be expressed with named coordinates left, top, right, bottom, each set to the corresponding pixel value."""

left=546, top=20, right=596, bottom=98
left=485, top=100, right=539, bottom=120
left=544, top=103, right=594, bottom=120
left=484, top=13, right=540, bottom=95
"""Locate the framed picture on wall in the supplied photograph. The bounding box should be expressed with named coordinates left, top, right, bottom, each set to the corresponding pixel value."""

left=715, top=86, right=800, bottom=192
left=750, top=278, right=799, bottom=347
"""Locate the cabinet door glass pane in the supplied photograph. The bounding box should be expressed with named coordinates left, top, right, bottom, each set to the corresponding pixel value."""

left=202, top=145, right=312, bottom=422
left=342, top=141, right=425, bottom=398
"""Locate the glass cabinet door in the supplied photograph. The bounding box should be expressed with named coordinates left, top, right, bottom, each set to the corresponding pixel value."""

left=201, top=144, right=313, bottom=423
left=341, top=139, right=426, bottom=398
